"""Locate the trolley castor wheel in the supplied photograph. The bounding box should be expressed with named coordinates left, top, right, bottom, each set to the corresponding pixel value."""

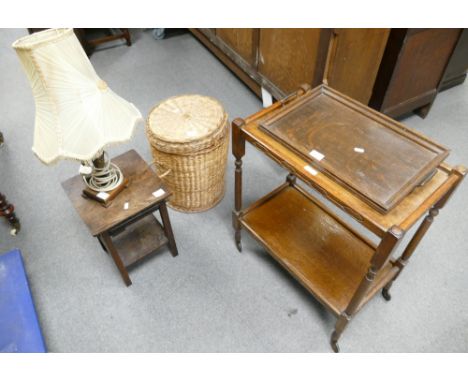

left=330, top=331, right=340, bottom=353
left=331, top=340, right=340, bottom=353
left=382, top=288, right=392, bottom=301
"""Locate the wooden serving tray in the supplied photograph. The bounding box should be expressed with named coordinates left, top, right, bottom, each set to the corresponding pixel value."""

left=259, top=85, right=450, bottom=212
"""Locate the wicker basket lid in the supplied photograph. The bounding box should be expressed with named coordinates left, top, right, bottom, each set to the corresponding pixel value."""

left=147, top=95, right=226, bottom=144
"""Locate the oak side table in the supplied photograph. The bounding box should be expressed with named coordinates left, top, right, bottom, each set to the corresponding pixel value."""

left=62, top=149, right=178, bottom=286
left=232, top=84, right=466, bottom=352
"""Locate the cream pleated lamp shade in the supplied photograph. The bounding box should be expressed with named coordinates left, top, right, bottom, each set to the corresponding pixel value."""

left=12, top=28, right=142, bottom=164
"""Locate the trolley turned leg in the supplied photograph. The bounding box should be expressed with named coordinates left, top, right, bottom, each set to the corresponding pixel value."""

left=232, top=118, right=246, bottom=253
left=382, top=167, right=466, bottom=301
left=382, top=207, right=439, bottom=301
left=331, top=314, right=351, bottom=353
left=334, top=226, right=403, bottom=352
left=234, top=157, right=243, bottom=252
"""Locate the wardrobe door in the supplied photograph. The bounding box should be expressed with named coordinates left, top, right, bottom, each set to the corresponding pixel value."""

left=258, top=28, right=330, bottom=94
left=325, top=28, right=390, bottom=104
left=216, top=29, right=258, bottom=67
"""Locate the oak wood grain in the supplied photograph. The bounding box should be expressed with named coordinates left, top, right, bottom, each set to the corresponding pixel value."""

left=216, top=28, right=258, bottom=66
left=259, top=85, right=449, bottom=212
left=326, top=28, right=390, bottom=104
left=241, top=85, right=460, bottom=237
left=241, top=184, right=375, bottom=315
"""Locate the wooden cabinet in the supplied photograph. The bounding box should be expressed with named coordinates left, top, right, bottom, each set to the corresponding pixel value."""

left=325, top=28, right=390, bottom=104
left=440, top=29, right=468, bottom=91
left=216, top=28, right=257, bottom=66
left=190, top=28, right=389, bottom=105
left=257, top=29, right=329, bottom=95
left=191, top=28, right=466, bottom=119
left=370, top=29, right=462, bottom=118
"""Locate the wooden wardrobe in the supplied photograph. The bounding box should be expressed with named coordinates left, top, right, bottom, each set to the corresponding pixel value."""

left=190, top=28, right=390, bottom=105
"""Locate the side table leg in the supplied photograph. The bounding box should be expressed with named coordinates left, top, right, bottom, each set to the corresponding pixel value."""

left=232, top=118, right=246, bottom=253
left=97, top=235, right=108, bottom=253
left=0, top=192, right=20, bottom=235
left=159, top=202, right=178, bottom=257
left=100, top=232, right=132, bottom=286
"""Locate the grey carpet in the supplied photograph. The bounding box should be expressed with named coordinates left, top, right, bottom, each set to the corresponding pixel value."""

left=1, top=28, right=467, bottom=352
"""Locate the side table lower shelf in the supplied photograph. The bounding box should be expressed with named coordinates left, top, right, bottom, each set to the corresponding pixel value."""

left=239, top=183, right=399, bottom=317
left=110, top=214, right=169, bottom=268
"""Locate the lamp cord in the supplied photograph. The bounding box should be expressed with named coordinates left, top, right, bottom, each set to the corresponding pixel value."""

left=82, top=152, right=123, bottom=192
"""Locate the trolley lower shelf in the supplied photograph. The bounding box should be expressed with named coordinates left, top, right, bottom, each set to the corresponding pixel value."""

left=240, top=184, right=399, bottom=316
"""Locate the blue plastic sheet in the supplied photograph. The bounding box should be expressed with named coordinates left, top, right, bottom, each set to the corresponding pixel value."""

left=0, top=248, right=46, bottom=352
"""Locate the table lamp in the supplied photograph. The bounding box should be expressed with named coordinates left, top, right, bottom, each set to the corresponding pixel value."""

left=13, top=28, right=142, bottom=205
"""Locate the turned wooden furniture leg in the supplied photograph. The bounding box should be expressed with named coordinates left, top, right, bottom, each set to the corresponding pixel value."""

left=331, top=226, right=403, bottom=352
left=0, top=192, right=20, bottom=235
left=232, top=118, right=246, bottom=252
left=383, top=166, right=467, bottom=301
left=159, top=201, right=178, bottom=257
left=381, top=281, right=394, bottom=301
left=331, top=313, right=351, bottom=353
left=100, top=231, right=132, bottom=287
left=234, top=157, right=243, bottom=252
left=382, top=208, right=438, bottom=301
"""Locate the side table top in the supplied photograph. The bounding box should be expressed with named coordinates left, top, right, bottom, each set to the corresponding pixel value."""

left=61, top=149, right=170, bottom=236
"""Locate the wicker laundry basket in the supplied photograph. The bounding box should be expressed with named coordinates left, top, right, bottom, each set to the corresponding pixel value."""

left=146, top=95, right=229, bottom=212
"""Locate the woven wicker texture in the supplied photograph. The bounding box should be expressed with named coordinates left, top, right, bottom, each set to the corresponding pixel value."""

left=146, top=95, right=229, bottom=212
